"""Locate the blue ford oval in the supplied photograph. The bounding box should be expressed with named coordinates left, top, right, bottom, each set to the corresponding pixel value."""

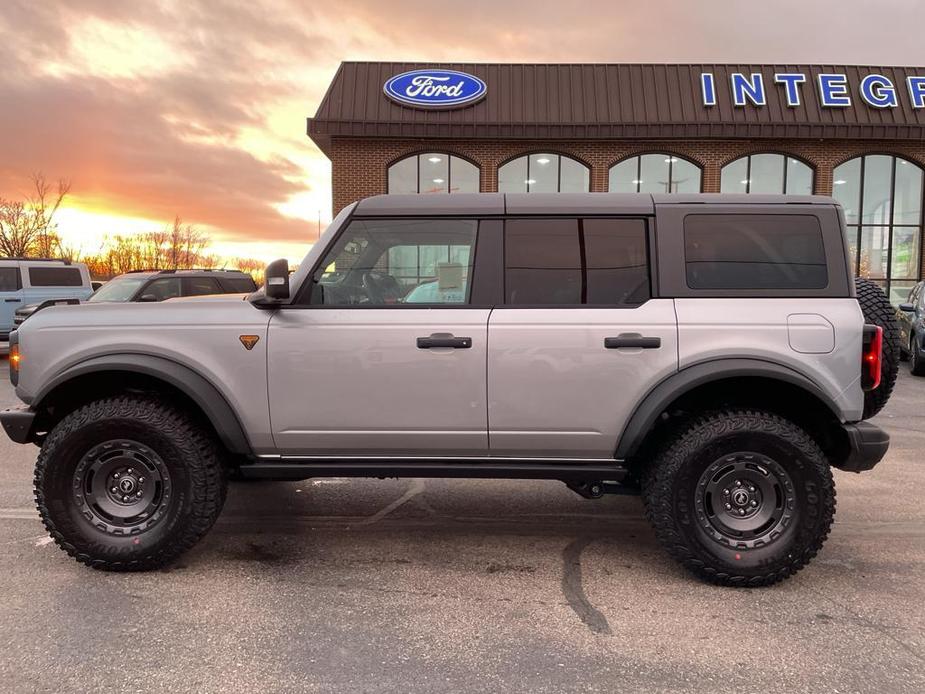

left=384, top=69, right=487, bottom=109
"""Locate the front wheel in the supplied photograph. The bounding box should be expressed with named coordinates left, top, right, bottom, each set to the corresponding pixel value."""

left=34, top=396, right=227, bottom=571
left=643, top=410, right=835, bottom=587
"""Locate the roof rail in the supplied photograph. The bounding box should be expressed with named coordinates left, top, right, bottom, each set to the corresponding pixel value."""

left=0, top=257, right=72, bottom=265
left=124, top=268, right=247, bottom=274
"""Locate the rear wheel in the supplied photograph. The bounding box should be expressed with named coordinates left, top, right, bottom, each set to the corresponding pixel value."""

left=34, top=396, right=227, bottom=571
left=643, top=410, right=835, bottom=587
left=911, top=334, right=925, bottom=376
left=855, top=278, right=900, bottom=418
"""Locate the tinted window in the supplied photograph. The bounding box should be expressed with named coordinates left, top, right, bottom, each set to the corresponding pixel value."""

left=684, top=214, right=828, bottom=290
left=308, top=218, right=478, bottom=306
left=142, top=277, right=181, bottom=301
left=28, top=266, right=83, bottom=287
left=221, top=276, right=258, bottom=292
left=0, top=268, right=21, bottom=292
left=182, top=277, right=222, bottom=297
left=504, top=218, right=649, bottom=305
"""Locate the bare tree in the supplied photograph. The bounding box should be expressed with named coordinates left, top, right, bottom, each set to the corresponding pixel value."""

left=0, top=174, right=71, bottom=258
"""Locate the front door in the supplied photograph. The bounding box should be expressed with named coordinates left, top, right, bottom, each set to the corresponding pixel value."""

left=487, top=217, right=678, bottom=458
left=268, top=217, right=490, bottom=456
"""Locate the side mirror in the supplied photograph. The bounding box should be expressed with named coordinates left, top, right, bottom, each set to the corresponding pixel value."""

left=899, top=303, right=915, bottom=313
left=264, top=258, right=290, bottom=300
left=138, top=294, right=159, bottom=302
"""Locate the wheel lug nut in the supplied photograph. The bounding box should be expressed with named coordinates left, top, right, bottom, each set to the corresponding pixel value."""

left=113, top=472, right=121, bottom=479
left=136, top=491, right=143, bottom=499
left=738, top=508, right=746, bottom=516
left=122, top=495, right=130, bottom=503
left=111, top=487, right=118, bottom=494
left=127, top=468, right=134, bottom=475
left=138, top=477, right=145, bottom=484
left=751, top=500, right=758, bottom=507
left=723, top=488, right=730, bottom=495
left=725, top=503, right=732, bottom=510
left=749, top=486, right=755, bottom=493
left=733, top=479, right=741, bottom=486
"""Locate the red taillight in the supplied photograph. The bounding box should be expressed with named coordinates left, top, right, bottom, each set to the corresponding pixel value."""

left=861, top=325, right=882, bottom=391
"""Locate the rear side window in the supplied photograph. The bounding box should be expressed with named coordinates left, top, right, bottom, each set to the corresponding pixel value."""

left=28, top=266, right=83, bottom=287
left=0, top=268, right=21, bottom=292
left=220, top=276, right=258, bottom=292
left=182, top=277, right=222, bottom=297
left=684, top=214, right=828, bottom=290
left=504, top=218, right=649, bottom=305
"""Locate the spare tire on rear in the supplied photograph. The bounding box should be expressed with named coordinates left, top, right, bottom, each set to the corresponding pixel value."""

left=855, top=277, right=900, bottom=418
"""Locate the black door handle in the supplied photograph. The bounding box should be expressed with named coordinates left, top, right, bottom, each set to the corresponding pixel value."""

left=4, top=299, right=21, bottom=303
left=605, top=335, right=661, bottom=349
left=417, top=334, right=472, bottom=349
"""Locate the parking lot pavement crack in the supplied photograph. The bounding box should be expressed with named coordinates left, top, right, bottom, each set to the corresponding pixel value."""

left=561, top=536, right=612, bottom=636
left=353, top=479, right=426, bottom=526
left=810, top=588, right=925, bottom=664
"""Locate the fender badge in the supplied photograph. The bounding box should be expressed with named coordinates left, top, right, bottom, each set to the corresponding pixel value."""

left=239, top=335, right=260, bottom=351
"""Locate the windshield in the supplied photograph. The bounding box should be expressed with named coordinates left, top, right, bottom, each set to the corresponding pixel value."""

left=87, top=276, right=149, bottom=303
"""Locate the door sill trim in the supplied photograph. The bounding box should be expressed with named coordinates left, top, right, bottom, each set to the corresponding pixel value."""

left=240, top=457, right=628, bottom=482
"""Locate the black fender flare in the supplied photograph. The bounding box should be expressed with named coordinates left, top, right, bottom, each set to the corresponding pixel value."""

left=32, top=353, right=252, bottom=456
left=614, top=358, right=843, bottom=460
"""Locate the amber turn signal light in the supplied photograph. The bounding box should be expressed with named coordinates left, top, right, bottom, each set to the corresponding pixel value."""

left=9, top=344, right=21, bottom=371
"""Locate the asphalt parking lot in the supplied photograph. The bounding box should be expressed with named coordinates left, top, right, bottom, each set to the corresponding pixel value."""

left=0, top=364, right=922, bottom=693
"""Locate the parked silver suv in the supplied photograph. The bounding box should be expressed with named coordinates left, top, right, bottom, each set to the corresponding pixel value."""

left=0, top=194, right=898, bottom=586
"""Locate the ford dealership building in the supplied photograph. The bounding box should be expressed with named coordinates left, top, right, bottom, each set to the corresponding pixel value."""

left=307, top=62, right=925, bottom=304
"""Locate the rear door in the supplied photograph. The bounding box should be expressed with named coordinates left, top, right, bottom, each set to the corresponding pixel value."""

left=0, top=262, right=23, bottom=336
left=487, top=217, right=678, bottom=458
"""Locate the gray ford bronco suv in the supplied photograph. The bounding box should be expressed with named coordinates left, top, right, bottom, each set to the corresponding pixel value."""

left=1, top=194, right=898, bottom=586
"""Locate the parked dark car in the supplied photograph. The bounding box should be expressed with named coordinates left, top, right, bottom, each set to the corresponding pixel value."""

left=898, top=280, right=925, bottom=376
left=13, top=269, right=257, bottom=327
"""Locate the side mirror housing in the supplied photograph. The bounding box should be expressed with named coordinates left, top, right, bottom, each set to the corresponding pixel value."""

left=264, top=259, right=290, bottom=300
left=899, top=303, right=915, bottom=313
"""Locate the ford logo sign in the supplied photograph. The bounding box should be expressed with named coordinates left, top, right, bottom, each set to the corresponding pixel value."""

left=384, top=69, right=487, bottom=109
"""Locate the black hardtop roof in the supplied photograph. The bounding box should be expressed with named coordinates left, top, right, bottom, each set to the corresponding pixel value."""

left=353, top=193, right=836, bottom=217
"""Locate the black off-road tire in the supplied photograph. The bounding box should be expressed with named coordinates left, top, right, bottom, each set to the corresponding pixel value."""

left=34, top=396, right=227, bottom=571
left=855, top=277, right=900, bottom=418
left=643, top=410, right=835, bottom=587
left=911, top=334, right=925, bottom=376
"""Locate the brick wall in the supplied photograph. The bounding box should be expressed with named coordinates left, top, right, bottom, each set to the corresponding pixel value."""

left=326, top=137, right=925, bottom=278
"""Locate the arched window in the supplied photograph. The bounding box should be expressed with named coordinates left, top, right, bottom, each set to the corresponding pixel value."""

left=720, top=153, right=813, bottom=194
left=833, top=154, right=924, bottom=304
left=387, top=153, right=479, bottom=194
left=609, top=154, right=701, bottom=193
left=497, top=153, right=589, bottom=193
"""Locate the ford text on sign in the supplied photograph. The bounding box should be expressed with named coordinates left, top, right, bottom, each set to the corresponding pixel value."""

left=384, top=69, right=488, bottom=109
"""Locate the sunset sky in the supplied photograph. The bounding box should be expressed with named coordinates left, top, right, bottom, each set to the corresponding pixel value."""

left=1, top=1, right=922, bottom=264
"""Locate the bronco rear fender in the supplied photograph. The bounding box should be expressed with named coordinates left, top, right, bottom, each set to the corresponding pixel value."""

left=29, top=353, right=252, bottom=456
left=614, top=358, right=844, bottom=460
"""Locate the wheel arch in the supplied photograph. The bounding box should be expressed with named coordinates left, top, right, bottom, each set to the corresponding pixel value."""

left=30, top=354, right=252, bottom=456
left=616, top=359, right=847, bottom=462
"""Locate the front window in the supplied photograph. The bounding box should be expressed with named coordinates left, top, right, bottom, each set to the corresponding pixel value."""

left=497, top=153, right=590, bottom=193
left=307, top=219, right=478, bottom=306
left=609, top=154, right=701, bottom=193
left=833, top=154, right=924, bottom=305
left=87, top=276, right=149, bottom=302
left=720, top=154, right=813, bottom=194
left=387, top=153, right=479, bottom=194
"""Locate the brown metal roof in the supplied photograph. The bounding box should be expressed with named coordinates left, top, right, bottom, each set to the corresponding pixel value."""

left=307, top=62, right=925, bottom=152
